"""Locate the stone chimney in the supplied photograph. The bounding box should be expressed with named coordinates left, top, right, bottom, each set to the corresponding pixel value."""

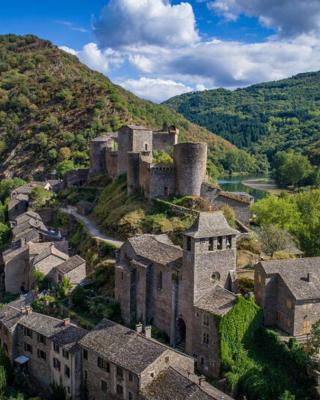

left=144, top=326, right=152, bottom=339
left=25, top=306, right=32, bottom=315
left=198, top=376, right=206, bottom=386
left=135, top=323, right=143, bottom=334
left=63, top=318, right=70, bottom=327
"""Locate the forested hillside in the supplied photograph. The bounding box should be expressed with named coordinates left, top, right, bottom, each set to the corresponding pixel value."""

left=0, top=34, right=265, bottom=179
left=165, top=72, right=320, bottom=163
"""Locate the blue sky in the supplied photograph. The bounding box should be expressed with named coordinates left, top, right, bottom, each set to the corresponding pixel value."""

left=1, top=0, right=320, bottom=102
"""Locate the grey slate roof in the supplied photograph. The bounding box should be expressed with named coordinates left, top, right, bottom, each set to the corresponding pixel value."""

left=19, top=312, right=86, bottom=350
left=128, top=234, right=182, bottom=265
left=260, top=258, right=320, bottom=300
left=15, top=211, right=42, bottom=224
left=195, top=286, right=236, bottom=316
left=0, top=293, right=35, bottom=331
left=141, top=367, right=233, bottom=400
left=55, top=255, right=85, bottom=274
left=79, top=319, right=168, bottom=374
left=185, top=212, right=239, bottom=238
left=32, top=244, right=69, bottom=266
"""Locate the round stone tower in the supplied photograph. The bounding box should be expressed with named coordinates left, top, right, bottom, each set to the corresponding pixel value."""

left=174, top=142, right=207, bottom=196
left=89, top=136, right=110, bottom=175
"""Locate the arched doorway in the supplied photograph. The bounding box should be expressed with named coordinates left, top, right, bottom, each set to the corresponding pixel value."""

left=175, top=318, right=186, bottom=352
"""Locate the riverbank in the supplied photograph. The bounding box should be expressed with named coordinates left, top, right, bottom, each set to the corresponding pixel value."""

left=242, top=178, right=290, bottom=195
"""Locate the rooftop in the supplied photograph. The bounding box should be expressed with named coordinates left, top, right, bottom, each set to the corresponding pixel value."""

left=195, top=286, right=236, bottom=316
left=0, top=293, right=34, bottom=331
left=79, top=319, right=168, bottom=374
left=141, top=367, right=233, bottom=400
left=260, top=258, right=320, bottom=300
left=55, top=255, right=86, bottom=274
left=128, top=234, right=182, bottom=265
left=32, top=244, right=69, bottom=266
left=19, top=312, right=86, bottom=349
left=184, top=212, right=239, bottom=238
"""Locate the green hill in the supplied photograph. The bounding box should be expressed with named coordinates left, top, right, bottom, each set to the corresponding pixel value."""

left=164, top=72, right=320, bottom=164
left=0, top=34, right=264, bottom=179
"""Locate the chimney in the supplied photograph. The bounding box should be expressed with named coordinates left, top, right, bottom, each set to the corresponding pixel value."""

left=144, top=326, right=152, bottom=339
left=63, top=318, right=70, bottom=327
left=198, top=376, right=206, bottom=386
left=20, top=307, right=26, bottom=315
left=135, top=323, right=143, bottom=334
left=25, top=306, right=32, bottom=315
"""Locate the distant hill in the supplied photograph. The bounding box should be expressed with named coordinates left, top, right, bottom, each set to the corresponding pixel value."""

left=164, top=72, right=320, bottom=164
left=0, top=34, right=261, bottom=180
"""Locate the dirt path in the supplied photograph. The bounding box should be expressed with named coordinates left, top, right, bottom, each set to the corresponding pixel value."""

left=60, top=206, right=124, bottom=248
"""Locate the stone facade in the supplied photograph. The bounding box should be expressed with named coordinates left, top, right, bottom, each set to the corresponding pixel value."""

left=255, top=258, right=320, bottom=337
left=63, top=169, right=89, bottom=188
left=115, top=212, right=238, bottom=378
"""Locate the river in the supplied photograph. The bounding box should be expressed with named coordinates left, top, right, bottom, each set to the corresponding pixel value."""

left=218, top=175, right=268, bottom=200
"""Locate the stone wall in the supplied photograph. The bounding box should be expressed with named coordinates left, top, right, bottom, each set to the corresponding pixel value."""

left=153, top=132, right=178, bottom=152
left=127, top=152, right=140, bottom=195
left=105, top=149, right=118, bottom=180
left=4, top=248, right=29, bottom=293
left=148, top=165, right=176, bottom=199
left=64, top=169, right=89, bottom=188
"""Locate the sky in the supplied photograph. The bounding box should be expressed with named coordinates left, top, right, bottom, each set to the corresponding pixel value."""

left=1, top=0, right=320, bottom=102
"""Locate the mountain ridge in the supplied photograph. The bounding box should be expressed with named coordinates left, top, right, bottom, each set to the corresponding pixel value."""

left=164, top=71, right=320, bottom=164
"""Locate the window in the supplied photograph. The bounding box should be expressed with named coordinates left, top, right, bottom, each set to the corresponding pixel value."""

left=65, top=366, right=70, bottom=378
left=37, top=334, right=46, bottom=344
left=226, top=236, right=232, bottom=249
left=83, top=349, right=88, bottom=360
left=129, top=372, right=133, bottom=382
left=23, top=327, right=32, bottom=338
left=53, top=358, right=61, bottom=371
left=202, top=333, right=209, bottom=345
left=121, top=272, right=124, bottom=280
left=144, top=143, right=148, bottom=151
left=97, top=357, right=110, bottom=372
left=128, top=392, right=133, bottom=400
left=200, top=357, right=204, bottom=366
left=203, top=313, right=209, bottom=327
left=24, top=342, right=32, bottom=354
left=117, top=385, right=123, bottom=396
left=157, top=271, right=163, bottom=290
left=209, top=238, right=214, bottom=251
left=217, top=237, right=223, bottom=250
left=211, top=272, right=220, bottom=282
left=37, top=349, right=46, bottom=360
left=101, top=380, right=108, bottom=392
left=187, top=237, right=191, bottom=251
left=117, top=367, right=123, bottom=378
left=62, top=349, right=69, bottom=359
left=84, top=370, right=88, bottom=381
left=53, top=343, right=60, bottom=353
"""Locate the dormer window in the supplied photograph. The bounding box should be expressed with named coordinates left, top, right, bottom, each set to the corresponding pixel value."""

left=217, top=237, right=223, bottom=250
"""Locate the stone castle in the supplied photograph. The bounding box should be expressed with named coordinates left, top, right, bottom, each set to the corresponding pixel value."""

left=89, top=124, right=208, bottom=199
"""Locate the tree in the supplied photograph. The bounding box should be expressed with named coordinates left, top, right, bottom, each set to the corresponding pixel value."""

left=56, top=160, right=76, bottom=177
left=279, top=391, right=295, bottom=400
left=0, top=178, right=26, bottom=202
left=306, top=320, right=320, bottom=355
left=30, top=186, right=53, bottom=208
left=59, top=147, right=71, bottom=160
left=258, top=224, right=298, bottom=257
left=35, top=132, right=48, bottom=148
left=0, top=223, right=10, bottom=249
left=0, top=365, right=7, bottom=397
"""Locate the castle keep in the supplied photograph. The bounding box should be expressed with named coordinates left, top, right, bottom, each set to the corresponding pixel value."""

left=89, top=125, right=208, bottom=199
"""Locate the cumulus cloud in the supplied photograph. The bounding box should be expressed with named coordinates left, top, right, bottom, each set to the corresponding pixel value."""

left=118, top=77, right=193, bottom=102
left=60, top=43, right=124, bottom=74
left=93, top=0, right=199, bottom=49
left=208, top=0, right=320, bottom=38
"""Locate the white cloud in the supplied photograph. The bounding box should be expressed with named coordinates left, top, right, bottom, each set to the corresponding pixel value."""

left=93, top=0, right=199, bottom=49
left=208, top=0, right=320, bottom=38
left=118, top=77, right=193, bottom=102
left=60, top=46, right=77, bottom=56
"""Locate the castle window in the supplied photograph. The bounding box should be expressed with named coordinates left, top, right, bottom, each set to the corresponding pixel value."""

left=117, top=385, right=123, bottom=396
left=63, top=349, right=69, bottom=359
left=209, top=238, right=214, bottom=251
left=53, top=343, right=60, bottom=354
left=217, top=237, right=223, bottom=250
left=37, top=349, right=46, bottom=361
left=101, top=380, right=108, bottom=392
left=226, top=236, right=232, bottom=249
left=37, top=334, right=46, bottom=344
left=157, top=271, right=163, bottom=290
left=65, top=365, right=70, bottom=378
left=98, top=357, right=110, bottom=372
left=83, top=349, right=88, bottom=360
left=24, top=342, right=32, bottom=354
left=211, top=272, right=220, bottom=282
left=202, top=333, right=209, bottom=345
left=129, top=392, right=133, bottom=400
left=144, top=143, right=148, bottom=151
left=203, top=313, right=209, bottom=327
left=23, top=327, right=32, bottom=338
left=53, top=358, right=61, bottom=371
left=187, top=237, right=192, bottom=251
left=164, top=186, right=169, bottom=196
left=117, top=366, right=123, bottom=378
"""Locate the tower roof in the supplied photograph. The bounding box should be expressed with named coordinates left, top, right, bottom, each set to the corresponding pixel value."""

left=184, top=212, right=239, bottom=238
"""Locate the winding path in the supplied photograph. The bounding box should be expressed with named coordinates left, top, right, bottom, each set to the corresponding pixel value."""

left=60, top=206, right=124, bottom=248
